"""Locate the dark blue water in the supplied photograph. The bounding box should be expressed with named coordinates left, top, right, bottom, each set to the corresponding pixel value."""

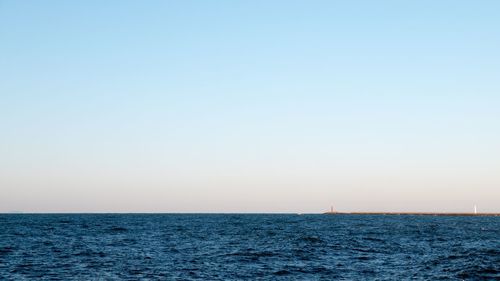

left=0, top=214, right=498, bottom=280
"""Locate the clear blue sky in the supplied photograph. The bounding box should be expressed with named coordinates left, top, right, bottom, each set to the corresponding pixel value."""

left=1, top=1, right=499, bottom=213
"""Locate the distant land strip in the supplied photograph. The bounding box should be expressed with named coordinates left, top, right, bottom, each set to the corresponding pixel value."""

left=323, top=212, right=500, bottom=217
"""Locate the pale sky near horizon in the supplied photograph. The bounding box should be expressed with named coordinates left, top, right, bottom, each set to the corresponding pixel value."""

left=1, top=1, right=499, bottom=213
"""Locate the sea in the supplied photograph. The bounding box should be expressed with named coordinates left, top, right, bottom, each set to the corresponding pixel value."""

left=0, top=214, right=498, bottom=280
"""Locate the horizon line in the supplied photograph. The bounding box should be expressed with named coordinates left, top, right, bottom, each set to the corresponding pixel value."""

left=2, top=211, right=500, bottom=216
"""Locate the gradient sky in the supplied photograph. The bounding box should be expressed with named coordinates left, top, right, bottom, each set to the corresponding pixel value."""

left=1, top=0, right=499, bottom=213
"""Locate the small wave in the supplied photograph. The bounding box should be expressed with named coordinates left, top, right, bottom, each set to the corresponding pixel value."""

left=457, top=266, right=500, bottom=279
left=273, top=269, right=291, bottom=276
left=109, top=226, right=128, bottom=232
left=352, top=247, right=376, bottom=253
left=480, top=248, right=500, bottom=255
left=357, top=255, right=370, bottom=261
left=0, top=246, right=15, bottom=255
left=224, top=250, right=277, bottom=260
left=297, top=236, right=323, bottom=243
left=363, top=236, right=385, bottom=242
left=75, top=250, right=107, bottom=258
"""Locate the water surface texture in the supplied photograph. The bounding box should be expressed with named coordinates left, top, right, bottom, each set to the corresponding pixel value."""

left=0, top=214, right=499, bottom=280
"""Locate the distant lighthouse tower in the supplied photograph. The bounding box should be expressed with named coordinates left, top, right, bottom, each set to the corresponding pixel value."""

left=474, top=204, right=477, bottom=215
left=324, top=205, right=337, bottom=214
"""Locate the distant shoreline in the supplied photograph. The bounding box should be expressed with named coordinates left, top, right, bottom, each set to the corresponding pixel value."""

left=1, top=212, right=499, bottom=216
left=323, top=212, right=500, bottom=217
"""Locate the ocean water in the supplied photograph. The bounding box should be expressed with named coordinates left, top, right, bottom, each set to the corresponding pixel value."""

left=0, top=214, right=498, bottom=280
